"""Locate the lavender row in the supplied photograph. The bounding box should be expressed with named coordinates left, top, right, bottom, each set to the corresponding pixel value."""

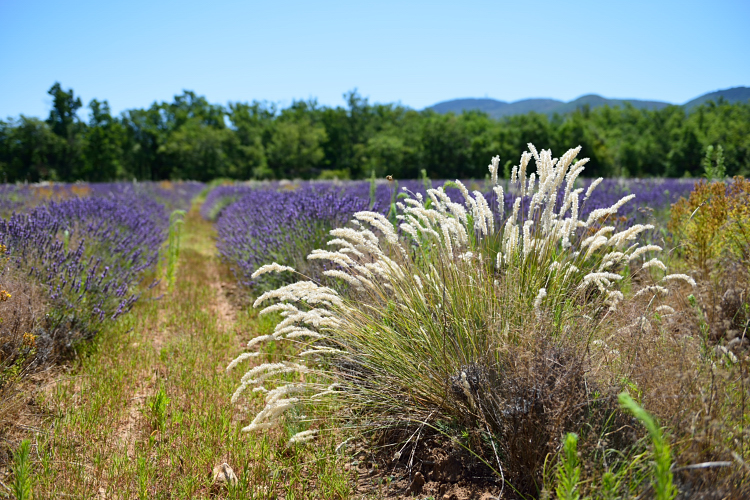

left=88, top=181, right=204, bottom=212
left=0, top=193, right=168, bottom=360
left=203, top=179, right=434, bottom=222
left=200, top=182, right=268, bottom=221
left=0, top=180, right=203, bottom=217
left=215, top=184, right=376, bottom=289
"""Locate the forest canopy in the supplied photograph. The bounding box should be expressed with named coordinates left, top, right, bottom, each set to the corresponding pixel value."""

left=1, top=83, right=748, bottom=182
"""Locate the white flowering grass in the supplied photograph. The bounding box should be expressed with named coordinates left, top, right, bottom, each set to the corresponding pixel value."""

left=228, top=145, right=693, bottom=476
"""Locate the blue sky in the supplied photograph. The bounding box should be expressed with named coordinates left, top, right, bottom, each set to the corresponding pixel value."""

left=1, top=0, right=748, bottom=119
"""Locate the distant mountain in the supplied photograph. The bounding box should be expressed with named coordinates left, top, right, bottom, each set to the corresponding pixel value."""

left=683, top=87, right=750, bottom=110
left=428, top=87, right=749, bottom=119
left=500, top=99, right=563, bottom=117
left=430, top=98, right=514, bottom=115
left=550, top=95, right=670, bottom=116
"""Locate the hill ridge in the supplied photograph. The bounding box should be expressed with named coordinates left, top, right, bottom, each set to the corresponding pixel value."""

left=428, top=86, right=750, bottom=118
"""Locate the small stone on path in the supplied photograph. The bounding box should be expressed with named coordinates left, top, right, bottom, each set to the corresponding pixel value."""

left=212, top=462, right=238, bottom=487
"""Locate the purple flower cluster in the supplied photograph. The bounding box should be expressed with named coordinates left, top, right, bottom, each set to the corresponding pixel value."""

left=0, top=181, right=203, bottom=218
left=215, top=184, right=375, bottom=288
left=201, top=183, right=266, bottom=221
left=579, top=178, right=696, bottom=225
left=88, top=181, right=204, bottom=212
left=0, top=192, right=168, bottom=356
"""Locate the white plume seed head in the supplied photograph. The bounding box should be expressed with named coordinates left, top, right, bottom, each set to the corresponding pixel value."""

left=655, top=305, right=676, bottom=315
left=226, top=352, right=260, bottom=372
left=265, top=384, right=306, bottom=405
left=534, top=288, right=547, bottom=317
left=288, top=430, right=318, bottom=446
left=258, top=303, right=299, bottom=317
left=489, top=155, right=500, bottom=185
left=585, top=178, right=603, bottom=201
left=628, top=245, right=663, bottom=261
left=633, top=285, right=670, bottom=299
left=641, top=258, right=667, bottom=272
left=661, top=274, right=697, bottom=287
left=251, top=262, right=296, bottom=279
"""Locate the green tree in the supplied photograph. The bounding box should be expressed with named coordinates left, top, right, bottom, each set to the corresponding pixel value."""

left=418, top=111, right=471, bottom=178
left=121, top=104, right=170, bottom=180
left=265, top=117, right=327, bottom=178
left=227, top=102, right=272, bottom=179
left=363, top=132, right=407, bottom=178
left=2, top=85, right=750, bottom=182
left=0, top=116, right=63, bottom=182
left=46, top=82, right=84, bottom=180
left=80, top=99, right=126, bottom=181
left=160, top=118, right=236, bottom=181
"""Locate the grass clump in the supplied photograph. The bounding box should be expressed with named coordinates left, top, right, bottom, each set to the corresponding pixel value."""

left=229, top=144, right=695, bottom=496
left=669, top=177, right=750, bottom=346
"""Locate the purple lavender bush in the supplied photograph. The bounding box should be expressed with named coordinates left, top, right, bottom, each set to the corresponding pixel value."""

left=0, top=180, right=203, bottom=218
left=215, top=184, right=374, bottom=290
left=0, top=193, right=167, bottom=362
left=200, top=183, right=268, bottom=221
left=88, top=180, right=204, bottom=212
left=0, top=183, right=80, bottom=217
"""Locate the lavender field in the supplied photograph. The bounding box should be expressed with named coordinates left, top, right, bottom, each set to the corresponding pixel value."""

left=1, top=162, right=749, bottom=499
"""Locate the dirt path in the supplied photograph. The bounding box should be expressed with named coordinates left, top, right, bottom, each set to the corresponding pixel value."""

left=1, top=205, right=353, bottom=499
left=113, top=213, right=238, bottom=462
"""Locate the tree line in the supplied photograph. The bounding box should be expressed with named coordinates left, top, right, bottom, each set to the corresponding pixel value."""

left=1, top=83, right=749, bottom=182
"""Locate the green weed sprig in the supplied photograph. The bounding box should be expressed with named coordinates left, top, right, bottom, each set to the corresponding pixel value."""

left=146, top=387, right=170, bottom=432
left=12, top=439, right=33, bottom=500
left=618, top=392, right=676, bottom=500
left=555, top=433, right=582, bottom=500
left=702, top=144, right=726, bottom=182
left=368, top=169, right=377, bottom=209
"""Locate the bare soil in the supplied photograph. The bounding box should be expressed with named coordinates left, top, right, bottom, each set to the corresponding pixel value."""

left=351, top=434, right=505, bottom=499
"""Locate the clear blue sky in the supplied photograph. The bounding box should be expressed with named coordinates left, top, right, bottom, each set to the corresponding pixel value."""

left=1, top=0, right=748, bottom=119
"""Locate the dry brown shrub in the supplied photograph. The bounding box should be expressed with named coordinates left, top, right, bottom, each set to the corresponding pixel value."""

left=0, top=268, right=51, bottom=453
left=435, top=323, right=636, bottom=497
left=597, top=273, right=750, bottom=495
left=0, top=269, right=49, bottom=383
left=669, top=177, right=750, bottom=346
